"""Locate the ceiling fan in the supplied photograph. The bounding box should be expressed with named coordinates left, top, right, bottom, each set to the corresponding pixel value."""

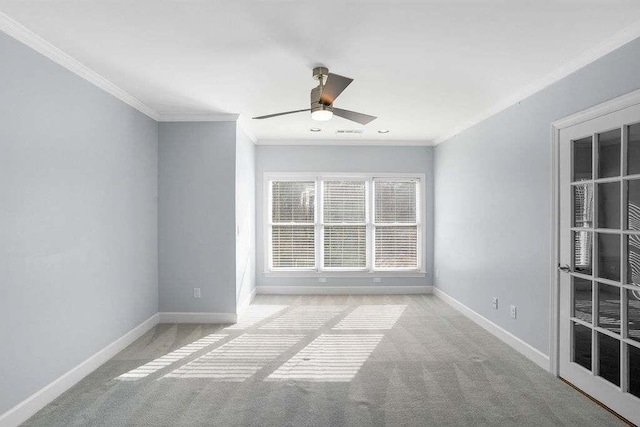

left=252, top=67, right=377, bottom=125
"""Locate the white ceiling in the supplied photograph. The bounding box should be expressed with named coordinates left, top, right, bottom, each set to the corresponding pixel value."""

left=2, top=1, right=640, bottom=143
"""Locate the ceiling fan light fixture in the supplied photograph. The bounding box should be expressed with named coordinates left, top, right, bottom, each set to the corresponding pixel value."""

left=311, top=109, right=333, bottom=121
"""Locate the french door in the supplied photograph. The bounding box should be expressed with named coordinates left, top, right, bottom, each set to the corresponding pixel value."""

left=558, top=101, right=640, bottom=424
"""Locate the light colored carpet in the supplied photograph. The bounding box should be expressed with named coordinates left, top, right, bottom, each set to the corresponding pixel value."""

left=24, top=295, right=626, bottom=426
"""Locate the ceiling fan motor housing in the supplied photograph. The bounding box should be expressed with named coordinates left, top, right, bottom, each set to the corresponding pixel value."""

left=311, top=67, right=332, bottom=112
left=312, top=66, right=329, bottom=81
left=310, top=85, right=332, bottom=113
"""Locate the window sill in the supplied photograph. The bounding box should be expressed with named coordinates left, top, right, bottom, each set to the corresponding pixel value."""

left=263, top=271, right=427, bottom=278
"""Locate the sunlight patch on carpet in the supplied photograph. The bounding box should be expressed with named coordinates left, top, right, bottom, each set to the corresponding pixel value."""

left=266, top=334, right=383, bottom=382
left=163, top=334, right=304, bottom=381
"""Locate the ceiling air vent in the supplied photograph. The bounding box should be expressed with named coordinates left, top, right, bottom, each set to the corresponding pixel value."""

left=336, top=129, right=364, bottom=135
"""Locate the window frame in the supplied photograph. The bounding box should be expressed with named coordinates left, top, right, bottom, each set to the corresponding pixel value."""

left=264, top=172, right=426, bottom=277
left=321, top=177, right=369, bottom=272
left=266, top=177, right=318, bottom=272
left=372, top=177, right=422, bottom=271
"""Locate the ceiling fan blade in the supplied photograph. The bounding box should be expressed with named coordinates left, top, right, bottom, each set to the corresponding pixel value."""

left=332, top=108, right=377, bottom=125
left=253, top=109, right=310, bottom=119
left=320, top=73, right=353, bottom=105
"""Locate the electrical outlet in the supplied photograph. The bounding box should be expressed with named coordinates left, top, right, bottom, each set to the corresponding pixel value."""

left=436, top=269, right=440, bottom=279
left=510, top=305, right=517, bottom=319
left=318, top=277, right=327, bottom=283
left=373, top=277, right=382, bottom=283
left=193, top=288, right=201, bottom=299
left=492, top=297, right=498, bottom=309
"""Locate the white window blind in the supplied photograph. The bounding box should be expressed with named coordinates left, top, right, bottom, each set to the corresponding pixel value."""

left=323, top=181, right=366, bottom=268
left=271, top=181, right=315, bottom=269
left=374, top=180, right=418, bottom=269
left=573, top=184, right=593, bottom=271
left=272, top=226, right=315, bottom=268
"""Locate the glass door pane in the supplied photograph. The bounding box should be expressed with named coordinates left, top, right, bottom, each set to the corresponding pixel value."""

left=573, top=322, right=592, bottom=371
left=573, top=277, right=592, bottom=323
left=574, top=184, right=593, bottom=227
left=628, top=179, right=640, bottom=231
left=574, top=137, right=593, bottom=181
left=627, top=235, right=640, bottom=288
left=598, top=129, right=621, bottom=178
left=597, top=233, right=621, bottom=282
left=628, top=123, right=640, bottom=176
left=598, top=332, right=620, bottom=386
left=597, top=283, right=620, bottom=334
left=573, top=231, right=593, bottom=274
left=629, top=345, right=640, bottom=398
left=597, top=182, right=620, bottom=229
left=629, top=289, right=640, bottom=343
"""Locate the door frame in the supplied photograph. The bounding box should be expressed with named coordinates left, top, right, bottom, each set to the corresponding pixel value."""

left=550, top=88, right=640, bottom=376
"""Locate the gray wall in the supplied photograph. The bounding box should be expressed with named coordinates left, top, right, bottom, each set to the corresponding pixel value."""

left=434, top=37, right=640, bottom=354
left=0, top=32, right=158, bottom=415
left=256, top=145, right=434, bottom=288
left=236, top=128, right=256, bottom=308
left=158, top=122, right=237, bottom=314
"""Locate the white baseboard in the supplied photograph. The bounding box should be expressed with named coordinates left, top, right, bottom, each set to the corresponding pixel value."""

left=158, top=312, right=237, bottom=324
left=433, top=288, right=550, bottom=371
left=0, top=313, right=159, bottom=427
left=237, top=288, right=257, bottom=315
left=256, top=285, right=432, bottom=295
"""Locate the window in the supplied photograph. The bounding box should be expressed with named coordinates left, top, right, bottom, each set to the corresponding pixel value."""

left=266, top=174, right=423, bottom=273
left=374, top=179, right=418, bottom=269
left=270, top=181, right=316, bottom=269
left=323, top=180, right=367, bottom=269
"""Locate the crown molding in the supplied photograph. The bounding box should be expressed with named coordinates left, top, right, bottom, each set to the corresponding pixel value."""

left=158, top=113, right=240, bottom=122
left=0, top=11, right=160, bottom=121
left=256, top=138, right=434, bottom=147
left=434, top=18, right=640, bottom=145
